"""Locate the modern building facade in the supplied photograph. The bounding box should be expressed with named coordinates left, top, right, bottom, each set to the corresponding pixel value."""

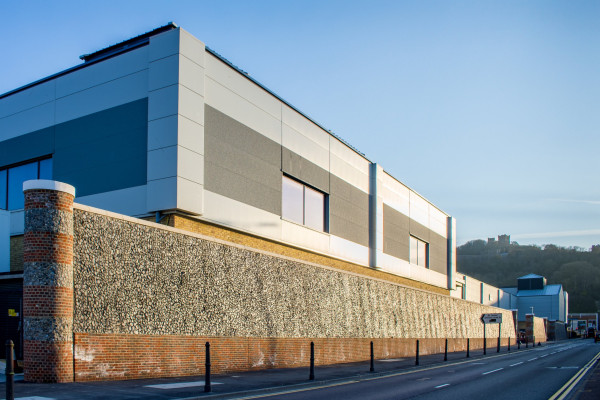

left=502, top=274, right=569, bottom=323
left=0, top=23, right=456, bottom=291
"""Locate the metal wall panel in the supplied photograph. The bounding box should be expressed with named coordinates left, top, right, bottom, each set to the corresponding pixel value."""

left=204, top=105, right=281, bottom=215
left=329, top=175, right=369, bottom=246
left=382, top=203, right=410, bottom=261
left=281, top=147, right=329, bottom=193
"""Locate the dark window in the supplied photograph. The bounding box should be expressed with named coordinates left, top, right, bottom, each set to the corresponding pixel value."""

left=1, top=157, right=53, bottom=211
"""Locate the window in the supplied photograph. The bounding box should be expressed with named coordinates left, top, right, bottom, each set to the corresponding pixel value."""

left=1, top=157, right=53, bottom=211
left=282, top=175, right=326, bottom=231
left=409, top=236, right=428, bottom=268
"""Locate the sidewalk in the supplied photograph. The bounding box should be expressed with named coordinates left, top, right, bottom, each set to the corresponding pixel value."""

left=0, top=343, right=548, bottom=400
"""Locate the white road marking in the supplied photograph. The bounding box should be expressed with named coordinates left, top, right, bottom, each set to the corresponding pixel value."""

left=510, top=362, right=523, bottom=367
left=541, top=354, right=548, bottom=358
left=15, top=397, right=56, bottom=400
left=471, top=362, right=486, bottom=365
left=551, top=352, right=557, bottom=354
left=435, top=384, right=450, bottom=389
left=146, top=381, right=223, bottom=389
left=482, top=368, right=503, bottom=375
left=528, top=358, right=538, bottom=361
left=380, top=358, right=405, bottom=362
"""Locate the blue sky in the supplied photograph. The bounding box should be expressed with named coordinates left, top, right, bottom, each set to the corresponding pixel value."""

left=1, top=1, right=598, bottom=248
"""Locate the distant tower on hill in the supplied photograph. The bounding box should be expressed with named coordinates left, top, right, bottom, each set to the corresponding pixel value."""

left=498, top=234, right=510, bottom=245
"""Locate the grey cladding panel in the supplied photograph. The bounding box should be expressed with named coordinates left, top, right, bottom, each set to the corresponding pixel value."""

left=53, top=99, right=148, bottom=197
left=329, top=176, right=369, bottom=246
left=205, top=105, right=281, bottom=215
left=0, top=128, right=55, bottom=168
left=428, top=231, right=447, bottom=275
left=383, top=204, right=410, bottom=261
left=281, top=147, right=329, bottom=193
left=409, top=220, right=430, bottom=243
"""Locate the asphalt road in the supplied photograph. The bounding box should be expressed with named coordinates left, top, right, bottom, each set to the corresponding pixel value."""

left=241, top=341, right=600, bottom=400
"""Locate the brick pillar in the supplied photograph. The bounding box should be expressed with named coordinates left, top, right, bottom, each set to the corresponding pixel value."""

left=22, top=180, right=76, bottom=383
left=525, top=314, right=534, bottom=343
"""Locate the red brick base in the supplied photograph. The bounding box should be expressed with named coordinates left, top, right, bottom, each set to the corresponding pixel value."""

left=24, top=340, right=74, bottom=383
left=73, top=333, right=515, bottom=381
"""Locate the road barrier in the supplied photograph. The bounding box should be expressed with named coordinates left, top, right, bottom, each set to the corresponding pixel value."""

left=309, top=342, right=315, bottom=380
left=204, top=342, right=211, bottom=393
left=370, top=341, right=374, bottom=372
left=415, top=340, right=420, bottom=366
left=444, top=339, right=448, bottom=361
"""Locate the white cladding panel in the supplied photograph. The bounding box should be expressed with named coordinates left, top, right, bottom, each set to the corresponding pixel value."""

left=282, top=104, right=330, bottom=149
left=55, top=70, right=148, bottom=124
left=381, top=172, right=410, bottom=216
left=282, top=123, right=329, bottom=171
left=409, top=192, right=429, bottom=228
left=205, top=76, right=281, bottom=144
left=0, top=80, right=55, bottom=119
left=329, top=139, right=370, bottom=193
left=205, top=53, right=281, bottom=120
left=282, top=220, right=330, bottom=254
left=329, top=235, right=369, bottom=266
left=0, top=102, right=55, bottom=141
left=430, top=208, right=448, bottom=238
left=57, top=47, right=148, bottom=98
left=202, top=189, right=282, bottom=240
left=76, top=185, right=147, bottom=216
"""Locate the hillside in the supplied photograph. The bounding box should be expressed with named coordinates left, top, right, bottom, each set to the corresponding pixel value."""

left=457, top=239, right=600, bottom=313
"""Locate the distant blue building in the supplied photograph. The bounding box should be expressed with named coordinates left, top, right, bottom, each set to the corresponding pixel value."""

left=502, top=274, right=568, bottom=322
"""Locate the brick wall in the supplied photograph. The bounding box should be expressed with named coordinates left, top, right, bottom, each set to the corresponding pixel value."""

left=73, top=333, right=514, bottom=381
left=10, top=235, right=23, bottom=272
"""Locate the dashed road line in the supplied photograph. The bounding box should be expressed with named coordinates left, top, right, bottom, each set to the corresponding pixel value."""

left=527, top=358, right=538, bottom=361
left=482, top=368, right=503, bottom=375
left=510, top=362, right=523, bottom=367
left=434, top=383, right=450, bottom=389
left=146, top=381, right=223, bottom=389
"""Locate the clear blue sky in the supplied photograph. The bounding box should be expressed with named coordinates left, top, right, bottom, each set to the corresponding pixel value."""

left=2, top=0, right=599, bottom=248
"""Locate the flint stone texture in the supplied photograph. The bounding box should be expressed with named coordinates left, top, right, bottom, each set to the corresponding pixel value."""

left=72, top=209, right=515, bottom=339
left=25, top=316, right=74, bottom=342
left=25, top=208, right=74, bottom=235
left=24, top=262, right=73, bottom=287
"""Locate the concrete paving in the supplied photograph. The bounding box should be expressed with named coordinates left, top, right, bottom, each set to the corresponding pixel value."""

left=0, top=342, right=556, bottom=400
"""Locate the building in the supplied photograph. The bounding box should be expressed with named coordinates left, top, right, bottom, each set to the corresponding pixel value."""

left=1, top=23, right=457, bottom=289
left=0, top=23, right=469, bottom=361
left=502, top=273, right=569, bottom=323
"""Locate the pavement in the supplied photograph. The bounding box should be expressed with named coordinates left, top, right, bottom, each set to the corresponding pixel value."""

left=0, top=341, right=590, bottom=400
left=570, top=348, right=600, bottom=400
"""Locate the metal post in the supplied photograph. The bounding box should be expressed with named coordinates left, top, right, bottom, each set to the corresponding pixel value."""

left=370, top=341, right=374, bottom=372
left=467, top=338, right=470, bottom=358
left=444, top=339, right=448, bottom=361
left=415, top=340, right=420, bottom=366
left=497, top=322, right=501, bottom=353
left=483, top=322, right=487, bottom=355
left=309, top=342, right=315, bottom=380
left=204, top=342, right=211, bottom=393
left=6, top=340, right=14, bottom=400
left=508, top=337, right=511, bottom=352
left=526, top=337, right=528, bottom=348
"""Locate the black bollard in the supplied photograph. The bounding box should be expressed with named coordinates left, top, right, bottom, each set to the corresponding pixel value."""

left=526, top=338, right=529, bottom=348
left=508, top=337, right=511, bottom=352
left=204, top=342, right=211, bottom=393
left=309, top=342, right=315, bottom=380
left=466, top=338, right=470, bottom=358
left=415, top=340, right=420, bottom=366
left=444, top=339, right=448, bottom=361
left=518, top=339, right=521, bottom=350
left=6, top=340, right=14, bottom=400
left=497, top=336, right=500, bottom=353
left=370, top=341, right=374, bottom=372
left=538, top=342, right=541, bottom=347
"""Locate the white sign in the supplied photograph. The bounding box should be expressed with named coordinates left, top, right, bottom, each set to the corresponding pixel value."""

left=481, top=313, right=503, bottom=324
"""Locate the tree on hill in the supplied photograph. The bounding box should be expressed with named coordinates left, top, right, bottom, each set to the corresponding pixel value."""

left=457, top=239, right=600, bottom=313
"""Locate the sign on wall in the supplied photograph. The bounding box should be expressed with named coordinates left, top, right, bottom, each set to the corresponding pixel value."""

left=481, top=313, right=503, bottom=324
